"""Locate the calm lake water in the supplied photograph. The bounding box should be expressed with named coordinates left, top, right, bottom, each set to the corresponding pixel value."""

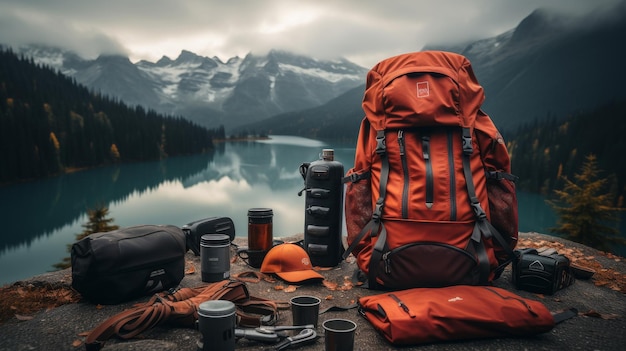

left=0, top=135, right=622, bottom=285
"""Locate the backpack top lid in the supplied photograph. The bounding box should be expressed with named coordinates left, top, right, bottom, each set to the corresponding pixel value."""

left=362, top=51, right=485, bottom=131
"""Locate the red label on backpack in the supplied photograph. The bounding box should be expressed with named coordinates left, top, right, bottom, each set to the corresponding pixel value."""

left=416, top=81, right=429, bottom=97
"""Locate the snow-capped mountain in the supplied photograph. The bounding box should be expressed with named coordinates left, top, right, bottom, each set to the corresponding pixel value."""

left=15, top=46, right=368, bottom=130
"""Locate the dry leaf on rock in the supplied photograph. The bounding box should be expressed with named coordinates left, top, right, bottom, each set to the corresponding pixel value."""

left=323, top=280, right=338, bottom=291
left=582, top=310, right=621, bottom=320
left=184, top=264, right=196, bottom=275
left=284, top=285, right=298, bottom=293
left=14, top=314, right=33, bottom=321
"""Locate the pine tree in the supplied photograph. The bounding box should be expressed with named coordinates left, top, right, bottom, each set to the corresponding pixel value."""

left=548, top=154, right=626, bottom=253
left=52, top=205, right=119, bottom=270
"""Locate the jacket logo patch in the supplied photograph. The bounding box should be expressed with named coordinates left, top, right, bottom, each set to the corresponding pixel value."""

left=417, top=81, right=429, bottom=97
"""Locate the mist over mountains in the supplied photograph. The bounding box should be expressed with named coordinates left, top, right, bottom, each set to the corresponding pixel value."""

left=9, top=2, right=626, bottom=136
left=246, top=4, right=626, bottom=137
left=427, top=4, right=626, bottom=132
left=13, top=46, right=367, bottom=131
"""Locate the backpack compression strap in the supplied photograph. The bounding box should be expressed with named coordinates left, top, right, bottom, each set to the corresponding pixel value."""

left=461, top=128, right=516, bottom=283
left=341, top=130, right=389, bottom=290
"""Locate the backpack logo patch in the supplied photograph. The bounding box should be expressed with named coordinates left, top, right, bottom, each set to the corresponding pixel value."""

left=417, top=81, right=429, bottom=97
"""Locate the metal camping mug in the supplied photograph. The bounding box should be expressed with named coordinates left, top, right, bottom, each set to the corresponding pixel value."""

left=197, top=300, right=236, bottom=351
left=247, top=208, right=273, bottom=268
left=200, top=234, right=231, bottom=282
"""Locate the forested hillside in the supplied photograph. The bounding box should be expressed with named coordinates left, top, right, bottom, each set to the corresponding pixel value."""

left=0, top=49, right=224, bottom=184
left=509, top=99, right=626, bottom=203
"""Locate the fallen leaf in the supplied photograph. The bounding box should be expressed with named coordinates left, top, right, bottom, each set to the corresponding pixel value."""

left=185, top=264, right=196, bottom=275
left=233, top=271, right=264, bottom=283
left=582, top=310, right=621, bottom=320
left=338, top=277, right=354, bottom=291
left=324, top=295, right=334, bottom=300
left=274, top=285, right=285, bottom=291
left=314, top=266, right=333, bottom=271
left=263, top=275, right=276, bottom=283
left=14, top=314, right=33, bottom=321
left=323, top=280, right=338, bottom=291
left=72, top=339, right=83, bottom=347
left=284, top=285, right=298, bottom=293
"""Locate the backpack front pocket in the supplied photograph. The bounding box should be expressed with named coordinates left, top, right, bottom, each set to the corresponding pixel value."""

left=376, top=242, right=480, bottom=289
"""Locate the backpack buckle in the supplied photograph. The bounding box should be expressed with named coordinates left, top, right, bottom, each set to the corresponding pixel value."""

left=372, top=201, right=384, bottom=222
left=471, top=201, right=487, bottom=220
left=375, top=131, right=386, bottom=155
left=462, top=128, right=473, bottom=155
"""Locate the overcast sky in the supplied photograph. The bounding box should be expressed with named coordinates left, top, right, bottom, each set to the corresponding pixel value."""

left=0, top=0, right=621, bottom=67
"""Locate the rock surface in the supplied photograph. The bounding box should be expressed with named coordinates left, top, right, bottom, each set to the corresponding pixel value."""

left=0, top=232, right=624, bottom=351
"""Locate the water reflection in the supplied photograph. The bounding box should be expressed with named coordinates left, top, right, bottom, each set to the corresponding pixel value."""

left=3, top=134, right=619, bottom=285
left=0, top=136, right=353, bottom=284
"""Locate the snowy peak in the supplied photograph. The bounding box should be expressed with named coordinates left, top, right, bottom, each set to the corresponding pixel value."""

left=13, top=44, right=367, bottom=130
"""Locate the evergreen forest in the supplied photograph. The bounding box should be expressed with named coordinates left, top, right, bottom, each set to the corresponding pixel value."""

left=0, top=49, right=224, bottom=184
left=508, top=99, right=626, bottom=204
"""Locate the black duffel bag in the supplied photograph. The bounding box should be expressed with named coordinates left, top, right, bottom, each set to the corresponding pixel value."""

left=71, top=224, right=186, bottom=304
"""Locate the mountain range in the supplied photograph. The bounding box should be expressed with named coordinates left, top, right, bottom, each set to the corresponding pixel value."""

left=10, top=2, right=626, bottom=136
left=14, top=46, right=368, bottom=131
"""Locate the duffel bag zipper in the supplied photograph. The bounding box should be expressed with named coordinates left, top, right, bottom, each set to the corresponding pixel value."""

left=484, top=287, right=539, bottom=316
left=388, top=293, right=416, bottom=318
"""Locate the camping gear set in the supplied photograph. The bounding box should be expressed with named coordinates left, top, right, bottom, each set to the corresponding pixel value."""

left=343, top=50, right=576, bottom=346
left=71, top=50, right=580, bottom=349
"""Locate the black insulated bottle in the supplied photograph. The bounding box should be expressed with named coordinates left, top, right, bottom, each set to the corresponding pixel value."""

left=299, top=149, right=344, bottom=267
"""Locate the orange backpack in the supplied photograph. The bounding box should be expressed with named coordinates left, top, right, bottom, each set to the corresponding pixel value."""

left=343, top=51, right=518, bottom=289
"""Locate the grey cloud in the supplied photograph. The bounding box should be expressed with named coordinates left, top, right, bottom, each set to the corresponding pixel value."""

left=0, top=0, right=622, bottom=67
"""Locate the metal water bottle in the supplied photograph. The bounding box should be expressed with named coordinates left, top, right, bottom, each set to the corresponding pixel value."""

left=300, top=149, right=344, bottom=267
left=200, top=234, right=231, bottom=282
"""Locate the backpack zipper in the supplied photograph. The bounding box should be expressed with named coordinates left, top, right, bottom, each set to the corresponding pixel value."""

left=483, top=287, right=539, bottom=317
left=447, top=130, right=457, bottom=220
left=398, top=130, right=409, bottom=218
left=388, top=293, right=416, bottom=318
left=422, top=134, right=434, bottom=209
left=382, top=242, right=476, bottom=275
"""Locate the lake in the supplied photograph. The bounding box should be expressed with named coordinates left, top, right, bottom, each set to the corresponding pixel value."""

left=0, top=135, right=621, bottom=285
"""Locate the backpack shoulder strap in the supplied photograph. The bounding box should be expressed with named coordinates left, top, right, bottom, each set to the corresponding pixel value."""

left=460, top=128, right=516, bottom=283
